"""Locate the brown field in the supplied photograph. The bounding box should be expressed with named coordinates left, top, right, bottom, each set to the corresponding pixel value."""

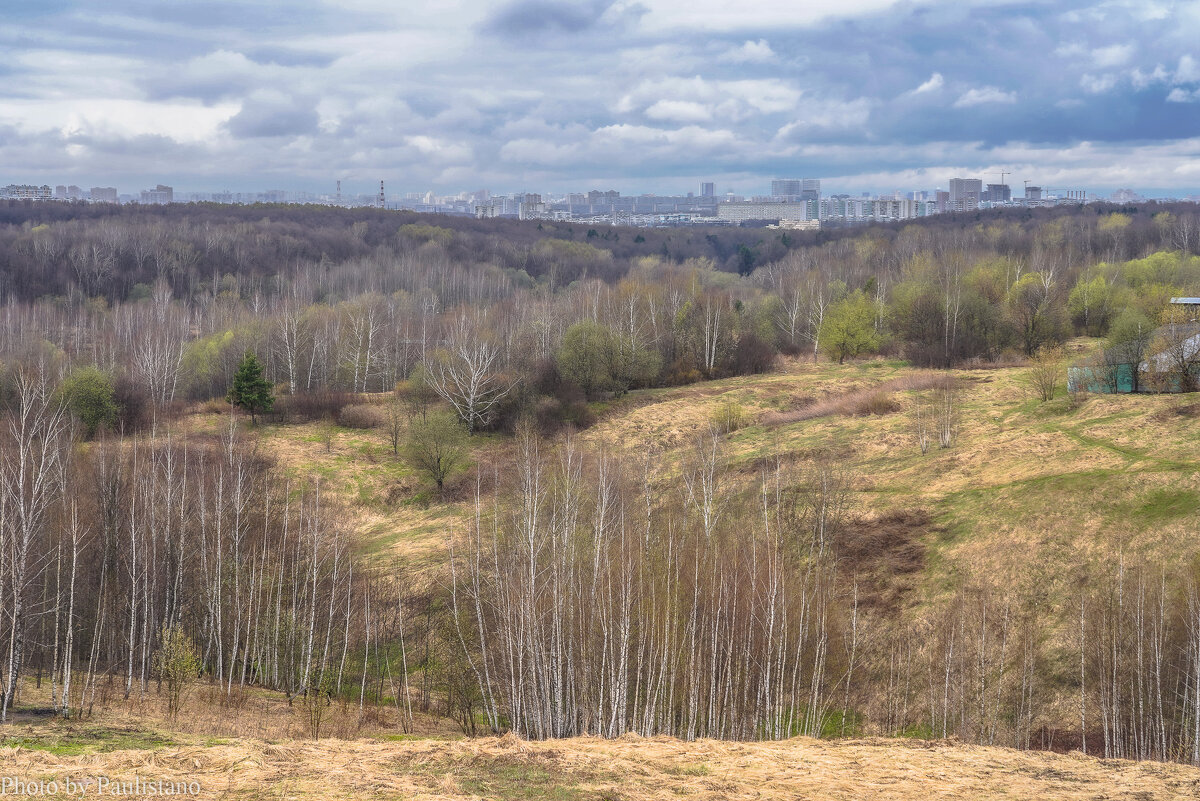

left=5, top=728, right=1199, bottom=800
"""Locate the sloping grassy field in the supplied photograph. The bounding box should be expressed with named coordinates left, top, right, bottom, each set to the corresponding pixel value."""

left=186, top=347, right=1200, bottom=600
left=584, top=352, right=1200, bottom=596
left=11, top=349, right=1193, bottom=797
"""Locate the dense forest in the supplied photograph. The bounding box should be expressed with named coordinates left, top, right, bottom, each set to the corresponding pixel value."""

left=2, top=199, right=1200, bottom=762
left=1, top=199, right=1198, bottom=415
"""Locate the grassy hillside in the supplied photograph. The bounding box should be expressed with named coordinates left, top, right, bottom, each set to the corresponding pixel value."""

left=194, top=346, right=1200, bottom=697
left=208, top=349, right=1200, bottom=739
left=270, top=347, right=1198, bottom=594
left=582, top=350, right=1198, bottom=568
left=7, top=347, right=1198, bottom=795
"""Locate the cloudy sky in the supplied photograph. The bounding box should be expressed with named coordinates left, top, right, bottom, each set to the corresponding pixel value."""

left=4, top=0, right=1200, bottom=197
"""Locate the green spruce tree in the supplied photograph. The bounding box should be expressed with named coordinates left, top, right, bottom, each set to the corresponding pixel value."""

left=227, top=351, right=274, bottom=423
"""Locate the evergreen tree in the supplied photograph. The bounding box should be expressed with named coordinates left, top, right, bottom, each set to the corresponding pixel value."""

left=227, top=351, right=274, bottom=423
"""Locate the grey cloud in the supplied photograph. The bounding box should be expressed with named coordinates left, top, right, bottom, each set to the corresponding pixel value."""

left=5, top=0, right=1200, bottom=194
left=481, top=0, right=641, bottom=38
left=224, top=97, right=319, bottom=139
left=242, top=47, right=338, bottom=69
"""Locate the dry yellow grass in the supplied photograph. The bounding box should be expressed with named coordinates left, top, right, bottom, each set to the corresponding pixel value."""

left=4, top=732, right=1199, bottom=800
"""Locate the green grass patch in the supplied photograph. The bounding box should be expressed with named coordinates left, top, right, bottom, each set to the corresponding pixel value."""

left=1, top=726, right=176, bottom=756
left=400, top=755, right=614, bottom=801
left=661, top=762, right=710, bottom=777
left=1121, top=488, right=1200, bottom=525
left=457, top=764, right=586, bottom=801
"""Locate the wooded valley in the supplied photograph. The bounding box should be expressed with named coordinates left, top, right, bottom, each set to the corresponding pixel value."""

left=2, top=199, right=1200, bottom=766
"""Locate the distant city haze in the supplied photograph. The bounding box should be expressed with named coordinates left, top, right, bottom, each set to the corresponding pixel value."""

left=3, top=1, right=1200, bottom=197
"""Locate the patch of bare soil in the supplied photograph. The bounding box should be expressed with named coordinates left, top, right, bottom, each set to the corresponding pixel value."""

left=835, top=509, right=933, bottom=611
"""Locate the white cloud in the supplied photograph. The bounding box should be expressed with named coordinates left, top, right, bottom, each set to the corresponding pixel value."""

left=1131, top=64, right=1170, bottom=89
left=953, top=87, right=1017, bottom=108
left=775, top=98, right=871, bottom=138
left=1054, top=42, right=1087, bottom=59
left=632, top=0, right=935, bottom=32
left=1080, top=73, right=1117, bottom=94
left=1176, top=54, right=1200, bottom=83
left=617, top=76, right=801, bottom=121
left=498, top=123, right=743, bottom=168
left=644, top=100, right=713, bottom=123
left=912, top=73, right=944, bottom=94
left=5, top=0, right=1200, bottom=194
left=1092, top=43, right=1134, bottom=68
left=404, top=135, right=472, bottom=162
left=721, top=79, right=802, bottom=113
left=718, top=39, right=775, bottom=63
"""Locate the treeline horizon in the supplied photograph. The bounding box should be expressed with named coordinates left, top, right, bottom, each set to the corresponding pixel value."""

left=0, top=199, right=1198, bottom=437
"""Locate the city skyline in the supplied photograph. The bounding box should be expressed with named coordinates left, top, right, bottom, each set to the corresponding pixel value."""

left=4, top=1, right=1200, bottom=195
left=0, top=175, right=1188, bottom=205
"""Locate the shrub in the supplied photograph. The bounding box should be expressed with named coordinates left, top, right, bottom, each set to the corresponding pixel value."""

left=710, top=399, right=747, bottom=433
left=154, top=626, right=200, bottom=721
left=820, top=291, right=882, bottom=364
left=1029, top=345, right=1064, bottom=402
left=852, top=391, right=900, bottom=416
left=404, top=411, right=469, bottom=492
left=112, top=374, right=151, bottom=433
left=662, top=358, right=702, bottom=386
left=338, top=403, right=383, bottom=429
left=199, top=398, right=228, bottom=414
left=60, top=366, right=118, bottom=438
left=732, top=332, right=778, bottom=375
left=557, top=320, right=617, bottom=397
left=273, top=390, right=354, bottom=423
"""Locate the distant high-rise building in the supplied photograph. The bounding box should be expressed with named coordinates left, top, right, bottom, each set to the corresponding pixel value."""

left=1025, top=186, right=1042, bottom=201
left=948, top=178, right=982, bottom=210
left=90, top=187, right=118, bottom=203
left=984, top=183, right=1011, bottom=203
left=699, top=181, right=715, bottom=197
left=518, top=194, right=546, bottom=220
left=139, top=184, right=173, bottom=204
left=55, top=185, right=67, bottom=198
left=771, top=178, right=802, bottom=197
left=2, top=184, right=52, bottom=200
left=718, top=200, right=811, bottom=223
left=772, top=178, right=820, bottom=201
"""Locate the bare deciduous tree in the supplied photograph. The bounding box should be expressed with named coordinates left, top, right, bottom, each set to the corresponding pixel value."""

left=424, top=311, right=513, bottom=433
